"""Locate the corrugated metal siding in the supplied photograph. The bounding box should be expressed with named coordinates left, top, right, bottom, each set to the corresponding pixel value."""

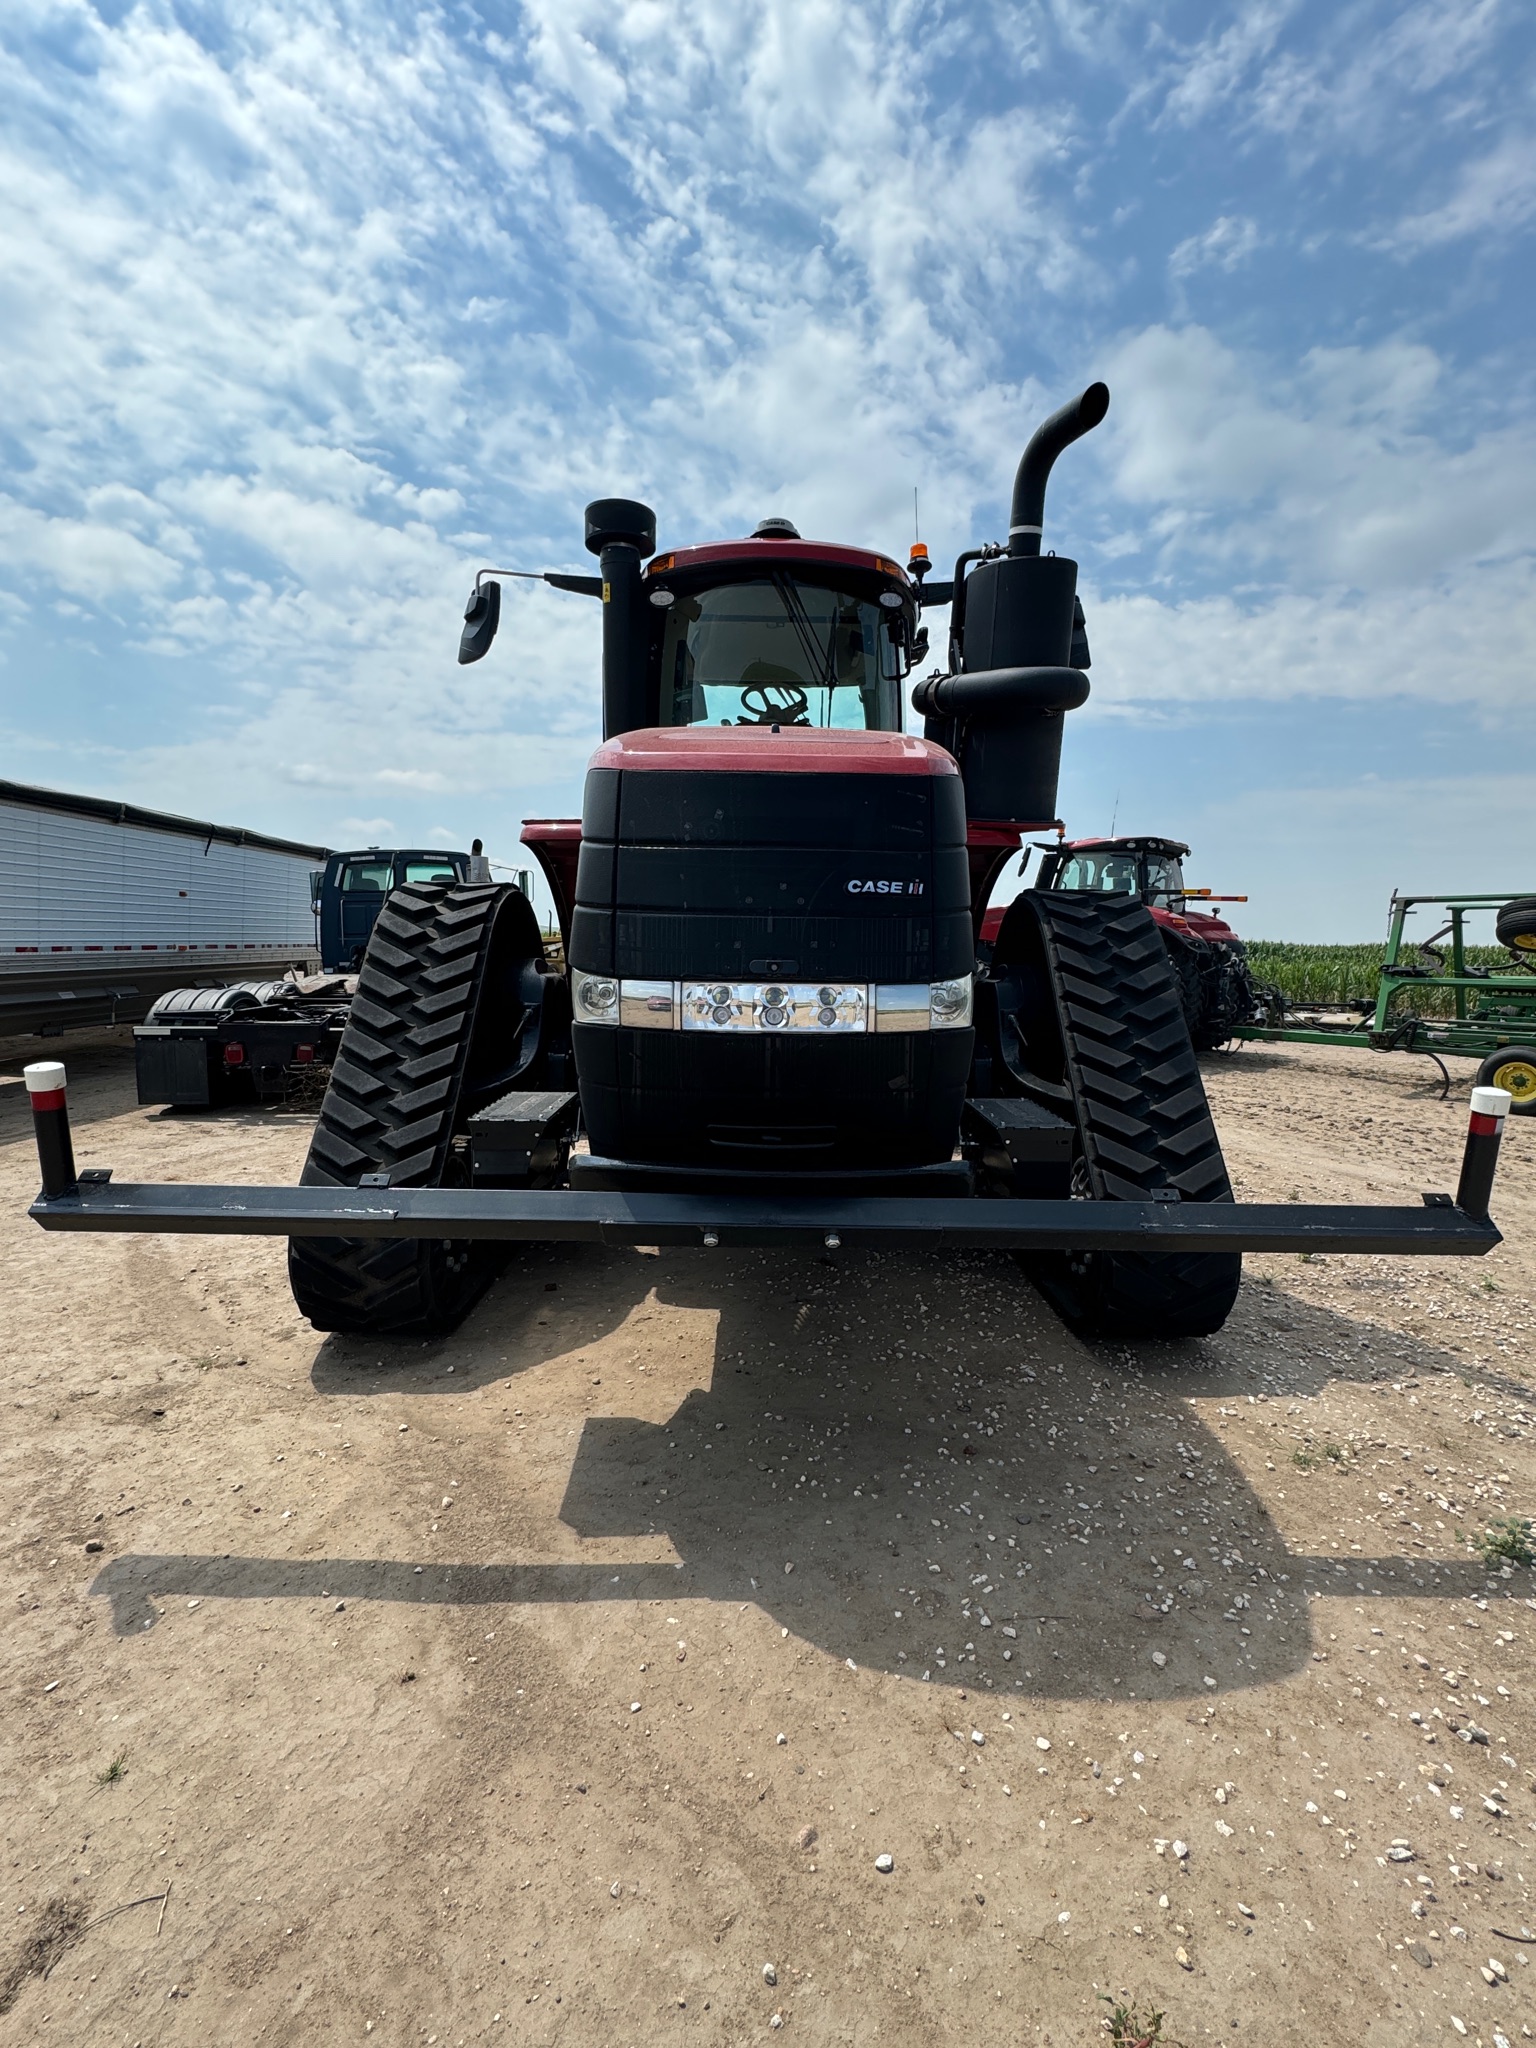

left=0, top=796, right=320, bottom=976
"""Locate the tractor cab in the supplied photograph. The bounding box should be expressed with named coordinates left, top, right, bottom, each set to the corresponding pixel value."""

left=642, top=533, right=917, bottom=733
left=1037, top=836, right=1190, bottom=915
left=1035, top=835, right=1249, bottom=944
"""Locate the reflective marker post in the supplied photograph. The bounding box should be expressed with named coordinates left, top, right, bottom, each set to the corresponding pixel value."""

left=24, top=1060, right=77, bottom=1200
left=1456, top=1084, right=1513, bottom=1222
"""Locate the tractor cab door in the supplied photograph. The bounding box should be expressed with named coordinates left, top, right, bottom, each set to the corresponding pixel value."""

left=1142, top=853, right=1187, bottom=913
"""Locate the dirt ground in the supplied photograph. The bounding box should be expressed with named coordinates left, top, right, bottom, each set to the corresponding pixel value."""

left=2, top=1028, right=1535, bottom=2047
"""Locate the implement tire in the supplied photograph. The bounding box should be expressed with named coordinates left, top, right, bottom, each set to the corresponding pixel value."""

left=996, top=892, right=1242, bottom=1341
left=1495, top=897, right=1536, bottom=957
left=288, top=882, right=549, bottom=1337
left=1477, top=1046, right=1536, bottom=1117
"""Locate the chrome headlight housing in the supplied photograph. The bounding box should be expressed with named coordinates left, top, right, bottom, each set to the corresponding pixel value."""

left=573, top=974, right=970, bottom=1032
left=571, top=968, right=620, bottom=1025
left=928, top=976, right=973, bottom=1029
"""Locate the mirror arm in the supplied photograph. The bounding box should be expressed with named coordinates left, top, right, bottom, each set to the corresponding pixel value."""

left=474, top=568, right=603, bottom=598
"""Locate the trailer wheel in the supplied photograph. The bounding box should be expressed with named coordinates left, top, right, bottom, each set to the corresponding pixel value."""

left=992, top=893, right=1242, bottom=1341
left=1495, top=898, right=1536, bottom=957
left=1477, top=1047, right=1536, bottom=1115
left=288, top=882, right=553, bottom=1336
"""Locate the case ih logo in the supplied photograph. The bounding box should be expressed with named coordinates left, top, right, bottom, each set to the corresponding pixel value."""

left=846, top=878, right=924, bottom=895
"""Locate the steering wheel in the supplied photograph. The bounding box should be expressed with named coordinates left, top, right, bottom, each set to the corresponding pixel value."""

left=736, top=682, right=810, bottom=726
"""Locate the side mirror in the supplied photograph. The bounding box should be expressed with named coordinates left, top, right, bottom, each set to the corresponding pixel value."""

left=458, top=580, right=501, bottom=665
left=911, top=626, right=930, bottom=666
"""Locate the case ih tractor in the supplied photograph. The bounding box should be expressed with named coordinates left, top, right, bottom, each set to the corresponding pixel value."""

left=22, top=385, right=1511, bottom=1340
left=1029, top=836, right=1260, bottom=1050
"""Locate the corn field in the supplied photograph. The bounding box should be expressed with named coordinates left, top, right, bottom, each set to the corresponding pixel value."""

left=1246, top=940, right=1515, bottom=1017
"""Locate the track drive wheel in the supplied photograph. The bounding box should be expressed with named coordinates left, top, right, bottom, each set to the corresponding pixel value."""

left=288, top=882, right=553, bottom=1336
left=991, top=892, right=1242, bottom=1341
left=1477, top=1046, right=1536, bottom=1116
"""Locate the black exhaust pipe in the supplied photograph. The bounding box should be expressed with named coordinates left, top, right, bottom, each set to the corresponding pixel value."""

left=1007, top=381, right=1109, bottom=557
left=919, top=382, right=1109, bottom=828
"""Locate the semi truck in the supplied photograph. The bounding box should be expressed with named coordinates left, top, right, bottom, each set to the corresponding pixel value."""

left=132, top=848, right=482, bottom=1108
left=0, top=778, right=326, bottom=1039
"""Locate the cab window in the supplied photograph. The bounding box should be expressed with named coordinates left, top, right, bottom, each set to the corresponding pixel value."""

left=1056, top=852, right=1140, bottom=894
left=401, top=861, right=459, bottom=884
left=1144, top=857, right=1186, bottom=909
left=657, top=576, right=904, bottom=731
left=340, top=861, right=394, bottom=892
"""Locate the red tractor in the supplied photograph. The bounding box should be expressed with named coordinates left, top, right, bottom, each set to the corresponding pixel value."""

left=22, top=385, right=1508, bottom=1346
left=1027, top=836, right=1259, bottom=1051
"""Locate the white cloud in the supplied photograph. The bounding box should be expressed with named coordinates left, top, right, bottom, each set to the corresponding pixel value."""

left=1098, top=324, right=1535, bottom=595
left=1169, top=215, right=1262, bottom=278
left=1391, top=133, right=1536, bottom=250
left=0, top=494, right=183, bottom=599
left=1084, top=556, right=1536, bottom=714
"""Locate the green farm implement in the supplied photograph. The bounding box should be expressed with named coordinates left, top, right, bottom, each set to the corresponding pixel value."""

left=1235, top=891, right=1536, bottom=1112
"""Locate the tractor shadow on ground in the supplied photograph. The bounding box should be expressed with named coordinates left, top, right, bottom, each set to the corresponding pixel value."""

left=93, top=1245, right=1521, bottom=1708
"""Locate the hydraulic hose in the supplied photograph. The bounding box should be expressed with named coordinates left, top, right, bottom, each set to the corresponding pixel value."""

left=1008, top=383, right=1109, bottom=557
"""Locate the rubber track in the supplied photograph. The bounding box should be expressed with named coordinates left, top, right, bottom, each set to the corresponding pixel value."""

left=288, top=882, right=510, bottom=1335
left=1022, top=892, right=1241, bottom=1338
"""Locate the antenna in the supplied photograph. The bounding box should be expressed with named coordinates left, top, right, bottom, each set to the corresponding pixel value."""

left=1109, top=789, right=1120, bottom=836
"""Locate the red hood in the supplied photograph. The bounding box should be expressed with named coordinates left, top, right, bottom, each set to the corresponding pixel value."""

left=1150, top=905, right=1240, bottom=943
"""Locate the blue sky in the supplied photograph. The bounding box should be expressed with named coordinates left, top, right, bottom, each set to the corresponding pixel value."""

left=1, top=0, right=1532, bottom=939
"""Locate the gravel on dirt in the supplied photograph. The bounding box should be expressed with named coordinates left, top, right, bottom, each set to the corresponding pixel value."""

left=0, top=1027, right=1533, bottom=2044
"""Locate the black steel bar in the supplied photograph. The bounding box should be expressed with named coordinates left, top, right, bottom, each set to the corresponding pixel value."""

left=1457, top=1086, right=1512, bottom=1222
left=26, top=1182, right=1501, bottom=1256
left=24, top=1060, right=77, bottom=1198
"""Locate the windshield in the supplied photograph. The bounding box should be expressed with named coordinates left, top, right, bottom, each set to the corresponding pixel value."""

left=656, top=576, right=904, bottom=729
left=1055, top=850, right=1141, bottom=895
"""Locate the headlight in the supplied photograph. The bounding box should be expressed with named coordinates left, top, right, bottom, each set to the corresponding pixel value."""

left=571, top=968, right=619, bottom=1024
left=928, top=977, right=973, bottom=1029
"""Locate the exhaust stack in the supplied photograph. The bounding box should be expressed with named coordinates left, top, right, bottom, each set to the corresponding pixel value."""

left=1008, top=381, right=1110, bottom=557
left=919, top=382, right=1109, bottom=829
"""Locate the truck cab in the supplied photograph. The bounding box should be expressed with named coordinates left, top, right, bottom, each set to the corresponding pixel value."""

left=319, top=849, right=470, bottom=971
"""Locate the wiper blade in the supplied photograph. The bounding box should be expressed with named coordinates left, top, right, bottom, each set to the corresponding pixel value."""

left=771, top=572, right=835, bottom=696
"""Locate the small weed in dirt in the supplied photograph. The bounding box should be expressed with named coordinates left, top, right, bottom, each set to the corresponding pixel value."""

left=0, top=1898, right=90, bottom=2014
left=1323, top=1442, right=1348, bottom=1464
left=96, top=1749, right=128, bottom=1786
left=1476, top=1516, right=1535, bottom=1569
left=1292, top=1449, right=1319, bottom=1470
left=1100, top=1995, right=1182, bottom=2046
